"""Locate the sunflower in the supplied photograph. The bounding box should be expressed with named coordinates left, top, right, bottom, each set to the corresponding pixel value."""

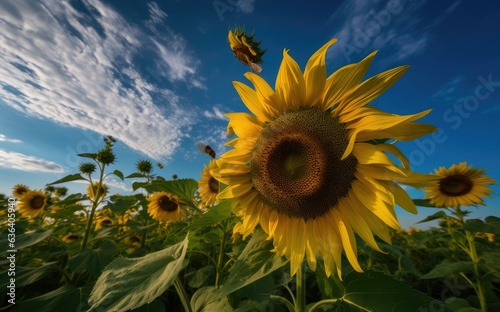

left=212, top=39, right=437, bottom=277
left=228, top=26, right=265, bottom=73
left=198, top=159, right=220, bottom=206
left=17, top=190, right=47, bottom=218
left=13, top=184, right=30, bottom=198
left=86, top=182, right=108, bottom=202
left=424, top=162, right=496, bottom=209
left=62, top=233, right=80, bottom=243
left=94, top=215, right=114, bottom=231
left=124, top=235, right=142, bottom=247
left=147, top=192, right=185, bottom=223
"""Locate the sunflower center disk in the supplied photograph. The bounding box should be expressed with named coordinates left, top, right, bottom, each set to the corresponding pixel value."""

left=159, top=196, right=178, bottom=212
left=251, top=109, right=357, bottom=220
left=439, top=175, right=473, bottom=196
left=31, top=196, right=45, bottom=209
left=208, top=177, right=219, bottom=194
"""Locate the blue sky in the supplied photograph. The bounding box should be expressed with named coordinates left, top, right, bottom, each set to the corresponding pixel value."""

left=1, top=0, right=499, bottom=229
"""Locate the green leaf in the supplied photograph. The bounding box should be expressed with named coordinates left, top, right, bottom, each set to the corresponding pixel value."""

left=52, top=193, right=85, bottom=206
left=77, top=152, right=97, bottom=159
left=412, top=199, right=437, bottom=208
left=420, top=260, right=474, bottom=279
left=48, top=173, right=87, bottom=185
left=187, top=200, right=233, bottom=231
left=445, top=297, right=481, bottom=312
left=13, top=285, right=76, bottom=312
left=0, top=262, right=58, bottom=288
left=212, top=228, right=288, bottom=302
left=188, top=265, right=215, bottom=288
left=126, top=172, right=147, bottom=179
left=88, top=233, right=189, bottom=311
left=133, top=179, right=198, bottom=204
left=417, top=211, right=447, bottom=224
left=191, top=286, right=233, bottom=312
left=462, top=217, right=500, bottom=235
left=68, top=241, right=117, bottom=278
left=105, top=194, right=139, bottom=214
left=336, top=270, right=450, bottom=312
left=131, top=299, right=166, bottom=312
left=0, top=229, right=53, bottom=251
left=112, top=169, right=124, bottom=180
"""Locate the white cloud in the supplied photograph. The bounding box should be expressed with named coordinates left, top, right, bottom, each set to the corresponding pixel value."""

left=0, top=134, right=22, bottom=143
left=432, top=75, right=464, bottom=99
left=326, top=0, right=453, bottom=64
left=203, top=107, right=226, bottom=120
left=0, top=149, right=64, bottom=173
left=236, top=0, right=256, bottom=13
left=146, top=2, right=167, bottom=26
left=0, top=0, right=203, bottom=162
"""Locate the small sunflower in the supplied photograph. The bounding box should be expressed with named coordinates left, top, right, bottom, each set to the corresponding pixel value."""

left=95, top=215, right=114, bottom=231
left=13, top=184, right=30, bottom=198
left=87, top=182, right=108, bottom=202
left=147, top=192, right=185, bottom=223
left=198, top=159, right=220, bottom=206
left=228, top=26, right=265, bottom=73
left=62, top=233, right=80, bottom=243
left=17, top=190, right=47, bottom=218
left=212, top=39, right=437, bottom=277
left=124, top=235, right=142, bottom=247
left=424, top=162, right=496, bottom=209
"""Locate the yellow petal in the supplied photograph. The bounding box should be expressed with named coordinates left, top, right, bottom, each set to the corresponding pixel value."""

left=233, top=81, right=274, bottom=122
left=275, top=49, right=306, bottom=111
left=217, top=183, right=252, bottom=200
left=304, top=38, right=337, bottom=107
left=289, top=218, right=306, bottom=276
left=225, top=112, right=263, bottom=140
left=323, top=51, right=377, bottom=111
left=244, top=72, right=281, bottom=116
left=337, top=66, right=409, bottom=115
left=332, top=211, right=363, bottom=272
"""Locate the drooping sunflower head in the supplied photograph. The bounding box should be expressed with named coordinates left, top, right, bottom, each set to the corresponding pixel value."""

left=212, top=39, right=438, bottom=277
left=62, top=233, right=80, bottom=243
left=198, top=159, right=220, bottom=207
left=124, top=235, right=142, bottom=247
left=17, top=190, right=47, bottom=218
left=87, top=182, right=108, bottom=202
left=94, top=215, right=114, bottom=231
left=424, top=162, right=496, bottom=209
left=147, top=192, right=185, bottom=223
left=13, top=184, right=30, bottom=198
left=228, top=26, right=266, bottom=72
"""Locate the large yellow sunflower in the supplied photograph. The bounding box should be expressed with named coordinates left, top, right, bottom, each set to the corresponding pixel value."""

left=147, top=192, right=185, bottom=223
left=17, top=190, right=47, bottom=218
left=212, top=39, right=437, bottom=277
left=198, top=159, right=220, bottom=206
left=424, top=162, right=496, bottom=209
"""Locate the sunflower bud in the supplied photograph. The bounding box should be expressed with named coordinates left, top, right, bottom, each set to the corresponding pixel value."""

left=96, top=147, right=116, bottom=165
left=228, top=26, right=266, bottom=73
left=79, top=162, right=96, bottom=175
left=136, top=160, right=153, bottom=175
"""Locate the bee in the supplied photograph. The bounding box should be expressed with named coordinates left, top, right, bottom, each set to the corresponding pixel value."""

left=196, top=142, right=216, bottom=159
left=157, top=163, right=164, bottom=169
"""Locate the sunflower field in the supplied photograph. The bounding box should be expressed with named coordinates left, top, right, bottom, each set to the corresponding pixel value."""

left=1, top=29, right=499, bottom=312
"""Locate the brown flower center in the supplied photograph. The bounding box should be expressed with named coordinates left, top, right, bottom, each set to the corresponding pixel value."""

left=159, top=195, right=179, bottom=212
left=30, top=195, right=45, bottom=210
left=439, top=174, right=473, bottom=196
left=251, top=109, right=357, bottom=220
left=208, top=177, right=219, bottom=194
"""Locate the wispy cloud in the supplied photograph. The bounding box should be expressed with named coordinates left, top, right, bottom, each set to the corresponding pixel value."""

left=236, top=0, right=256, bottom=13
left=0, top=134, right=22, bottom=143
left=0, top=0, right=203, bottom=162
left=326, top=0, right=460, bottom=64
left=0, top=149, right=64, bottom=173
left=203, top=107, right=226, bottom=120
left=432, top=75, right=464, bottom=100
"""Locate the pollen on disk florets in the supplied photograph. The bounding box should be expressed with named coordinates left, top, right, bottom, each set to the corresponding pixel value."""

left=251, top=108, right=357, bottom=220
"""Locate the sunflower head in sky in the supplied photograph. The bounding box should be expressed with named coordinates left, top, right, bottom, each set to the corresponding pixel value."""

left=424, top=162, right=496, bottom=209
left=13, top=184, right=30, bottom=198
left=212, top=39, right=438, bottom=277
left=17, top=190, right=48, bottom=218
left=147, top=192, right=185, bottom=224
left=198, top=159, right=220, bottom=207
left=228, top=26, right=266, bottom=73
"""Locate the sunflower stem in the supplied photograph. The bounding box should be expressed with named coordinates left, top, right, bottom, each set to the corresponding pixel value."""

left=270, top=295, right=295, bottom=312
left=295, top=260, right=306, bottom=312
left=307, top=299, right=339, bottom=312
left=215, top=220, right=228, bottom=287
left=174, top=276, right=192, bottom=312
left=80, top=163, right=105, bottom=251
